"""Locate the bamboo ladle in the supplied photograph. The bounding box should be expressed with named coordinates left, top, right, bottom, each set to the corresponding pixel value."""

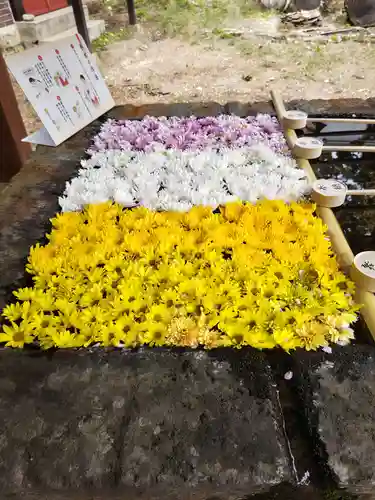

left=293, top=136, right=375, bottom=160
left=283, top=109, right=375, bottom=130
left=271, top=88, right=375, bottom=304
left=282, top=110, right=375, bottom=159
left=311, top=179, right=375, bottom=208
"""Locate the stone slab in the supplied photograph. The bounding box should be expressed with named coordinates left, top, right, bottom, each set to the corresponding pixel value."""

left=0, top=484, right=331, bottom=500
left=43, top=19, right=105, bottom=44
left=0, top=348, right=291, bottom=497
left=292, top=345, right=375, bottom=495
left=16, top=6, right=89, bottom=43
left=0, top=484, right=334, bottom=500
left=0, top=349, right=127, bottom=491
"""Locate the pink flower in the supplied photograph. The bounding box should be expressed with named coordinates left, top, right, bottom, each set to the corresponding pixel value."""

left=88, top=114, right=288, bottom=156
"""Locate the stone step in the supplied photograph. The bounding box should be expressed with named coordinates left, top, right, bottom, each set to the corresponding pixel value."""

left=16, top=6, right=90, bottom=44
left=0, top=348, right=292, bottom=496
left=42, top=19, right=105, bottom=44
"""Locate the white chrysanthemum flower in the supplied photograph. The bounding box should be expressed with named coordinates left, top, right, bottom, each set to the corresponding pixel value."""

left=59, top=145, right=310, bottom=212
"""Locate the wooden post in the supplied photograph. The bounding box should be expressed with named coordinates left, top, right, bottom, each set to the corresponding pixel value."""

left=0, top=50, right=31, bottom=183
left=10, top=0, right=24, bottom=22
left=71, top=0, right=91, bottom=52
left=271, top=89, right=375, bottom=341
left=127, top=0, right=137, bottom=25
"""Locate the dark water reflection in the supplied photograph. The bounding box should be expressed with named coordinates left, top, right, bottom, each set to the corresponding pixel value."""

left=299, top=120, right=375, bottom=255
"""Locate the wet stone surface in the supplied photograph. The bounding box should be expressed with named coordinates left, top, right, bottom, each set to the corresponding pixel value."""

left=291, top=345, right=375, bottom=496
left=0, top=484, right=340, bottom=500
left=0, top=348, right=291, bottom=496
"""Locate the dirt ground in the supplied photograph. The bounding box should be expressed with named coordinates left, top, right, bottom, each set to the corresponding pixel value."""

left=12, top=22, right=375, bottom=134
left=102, top=35, right=375, bottom=103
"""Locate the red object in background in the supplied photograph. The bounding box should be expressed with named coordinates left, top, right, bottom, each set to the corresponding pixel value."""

left=23, top=0, right=68, bottom=16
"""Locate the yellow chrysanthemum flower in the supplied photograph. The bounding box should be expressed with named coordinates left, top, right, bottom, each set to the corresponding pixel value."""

left=0, top=201, right=359, bottom=350
left=2, top=302, right=31, bottom=322
left=0, top=322, right=35, bottom=348
left=49, top=330, right=83, bottom=349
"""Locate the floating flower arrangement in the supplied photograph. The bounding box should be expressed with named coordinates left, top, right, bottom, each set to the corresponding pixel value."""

left=60, top=145, right=308, bottom=213
left=0, top=113, right=360, bottom=351
left=88, top=115, right=288, bottom=155
left=0, top=201, right=358, bottom=350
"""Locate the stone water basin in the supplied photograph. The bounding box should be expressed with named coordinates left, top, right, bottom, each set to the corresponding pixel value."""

left=0, top=101, right=375, bottom=500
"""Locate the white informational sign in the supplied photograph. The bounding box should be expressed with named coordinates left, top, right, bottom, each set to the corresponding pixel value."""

left=6, top=34, right=115, bottom=147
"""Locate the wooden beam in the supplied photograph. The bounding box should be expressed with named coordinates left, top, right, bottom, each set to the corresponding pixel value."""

left=0, top=50, right=31, bottom=183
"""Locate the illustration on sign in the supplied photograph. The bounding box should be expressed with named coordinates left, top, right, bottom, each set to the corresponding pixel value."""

left=6, top=34, right=114, bottom=147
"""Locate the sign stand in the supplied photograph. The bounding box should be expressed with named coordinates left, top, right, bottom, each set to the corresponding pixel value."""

left=5, top=34, right=114, bottom=147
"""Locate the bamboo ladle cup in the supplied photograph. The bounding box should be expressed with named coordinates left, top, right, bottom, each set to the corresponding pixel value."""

left=311, top=179, right=375, bottom=208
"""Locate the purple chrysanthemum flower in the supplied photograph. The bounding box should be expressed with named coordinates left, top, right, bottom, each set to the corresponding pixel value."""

left=88, top=114, right=288, bottom=156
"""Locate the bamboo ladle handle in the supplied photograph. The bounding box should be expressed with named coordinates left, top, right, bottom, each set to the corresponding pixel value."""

left=283, top=110, right=375, bottom=129
left=347, top=189, right=375, bottom=196
left=293, top=137, right=375, bottom=159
